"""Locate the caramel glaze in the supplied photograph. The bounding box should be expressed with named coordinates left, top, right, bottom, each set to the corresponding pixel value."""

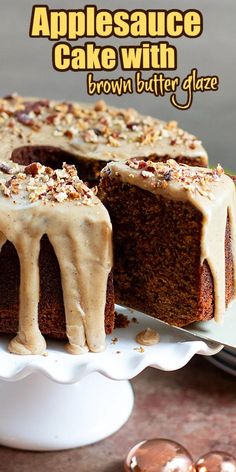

left=0, top=95, right=208, bottom=166
left=0, top=163, right=112, bottom=355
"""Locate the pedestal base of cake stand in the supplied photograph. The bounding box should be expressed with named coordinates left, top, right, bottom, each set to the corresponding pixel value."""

left=0, top=306, right=221, bottom=451
left=0, top=372, right=134, bottom=451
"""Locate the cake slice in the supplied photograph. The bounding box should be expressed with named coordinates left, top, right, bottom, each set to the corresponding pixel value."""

left=0, top=161, right=114, bottom=354
left=100, top=159, right=236, bottom=326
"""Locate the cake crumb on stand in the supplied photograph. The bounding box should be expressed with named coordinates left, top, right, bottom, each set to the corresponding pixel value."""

left=114, top=312, right=130, bottom=328
left=133, top=346, right=145, bottom=353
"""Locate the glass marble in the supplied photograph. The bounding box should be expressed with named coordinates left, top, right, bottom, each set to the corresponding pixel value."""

left=124, top=438, right=195, bottom=472
left=195, top=451, right=236, bottom=472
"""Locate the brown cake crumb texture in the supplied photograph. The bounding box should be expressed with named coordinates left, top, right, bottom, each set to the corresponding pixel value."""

left=114, top=312, right=130, bottom=328
left=100, top=160, right=234, bottom=326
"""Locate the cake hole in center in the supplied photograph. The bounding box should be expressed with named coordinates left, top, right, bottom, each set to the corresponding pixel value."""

left=11, top=145, right=99, bottom=185
left=11, top=145, right=80, bottom=169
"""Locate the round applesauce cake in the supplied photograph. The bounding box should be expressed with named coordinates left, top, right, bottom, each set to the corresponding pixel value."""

left=0, top=94, right=234, bottom=355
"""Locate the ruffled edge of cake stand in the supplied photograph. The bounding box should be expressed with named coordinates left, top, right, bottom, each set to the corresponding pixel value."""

left=0, top=306, right=222, bottom=384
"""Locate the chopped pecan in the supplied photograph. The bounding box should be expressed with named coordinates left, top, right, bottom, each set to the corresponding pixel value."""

left=46, top=114, right=57, bottom=125
left=94, top=100, right=106, bottom=112
left=3, top=93, right=18, bottom=100
left=15, top=112, right=34, bottom=127
left=127, top=122, right=140, bottom=131
left=0, top=163, right=14, bottom=174
left=24, top=162, right=41, bottom=177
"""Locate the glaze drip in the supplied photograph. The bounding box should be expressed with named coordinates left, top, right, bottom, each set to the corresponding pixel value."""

left=0, top=162, right=112, bottom=355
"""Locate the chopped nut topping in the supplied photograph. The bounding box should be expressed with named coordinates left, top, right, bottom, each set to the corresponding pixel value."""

left=141, top=170, right=152, bottom=179
left=125, top=159, right=224, bottom=199
left=0, top=96, right=203, bottom=155
left=94, top=100, right=106, bottom=112
left=25, top=162, right=41, bottom=177
left=0, top=162, right=95, bottom=205
left=216, top=163, right=224, bottom=176
left=83, top=128, right=99, bottom=144
left=0, top=162, right=15, bottom=175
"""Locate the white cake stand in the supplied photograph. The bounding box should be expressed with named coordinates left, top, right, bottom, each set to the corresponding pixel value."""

left=0, top=306, right=221, bottom=451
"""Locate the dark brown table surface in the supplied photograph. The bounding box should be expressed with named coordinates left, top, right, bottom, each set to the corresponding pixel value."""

left=0, top=356, right=235, bottom=472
